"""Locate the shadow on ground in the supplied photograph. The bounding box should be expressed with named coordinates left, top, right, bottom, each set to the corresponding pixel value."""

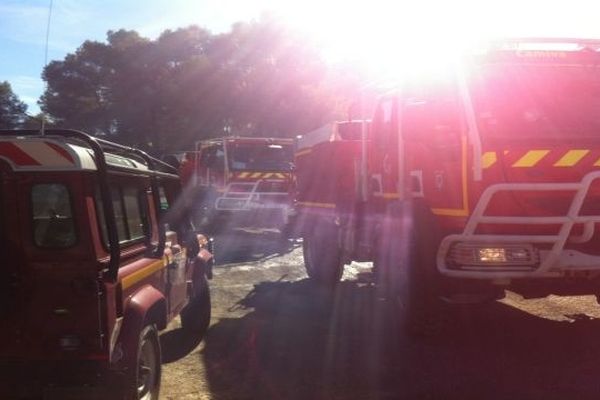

left=213, top=229, right=300, bottom=265
left=160, top=326, right=206, bottom=364
left=198, top=277, right=600, bottom=400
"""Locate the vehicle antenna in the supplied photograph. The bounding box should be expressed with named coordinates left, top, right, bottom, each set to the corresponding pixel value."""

left=40, top=0, right=54, bottom=135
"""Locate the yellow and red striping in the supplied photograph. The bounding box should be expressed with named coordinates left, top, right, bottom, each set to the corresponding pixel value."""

left=482, top=149, right=600, bottom=169
left=233, top=172, right=289, bottom=179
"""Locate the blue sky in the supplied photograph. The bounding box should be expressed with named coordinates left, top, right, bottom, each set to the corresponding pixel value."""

left=0, top=0, right=268, bottom=114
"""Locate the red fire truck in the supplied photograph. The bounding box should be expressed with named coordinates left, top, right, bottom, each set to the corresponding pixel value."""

left=0, top=129, right=212, bottom=399
left=296, top=38, right=600, bottom=328
left=193, top=137, right=295, bottom=232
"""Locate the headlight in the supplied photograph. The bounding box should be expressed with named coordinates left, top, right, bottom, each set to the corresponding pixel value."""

left=448, top=243, right=538, bottom=267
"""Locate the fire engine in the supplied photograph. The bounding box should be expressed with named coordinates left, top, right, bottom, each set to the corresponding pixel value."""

left=295, top=38, right=600, bottom=329
left=193, top=137, right=295, bottom=232
left=0, top=129, right=213, bottom=399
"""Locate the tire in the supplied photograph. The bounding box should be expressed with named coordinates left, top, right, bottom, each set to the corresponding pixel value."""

left=377, top=200, right=445, bottom=335
left=127, top=325, right=161, bottom=400
left=181, top=275, right=211, bottom=333
left=303, top=221, right=344, bottom=285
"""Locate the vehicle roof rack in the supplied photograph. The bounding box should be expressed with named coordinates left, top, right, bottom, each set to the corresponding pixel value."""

left=0, top=129, right=178, bottom=176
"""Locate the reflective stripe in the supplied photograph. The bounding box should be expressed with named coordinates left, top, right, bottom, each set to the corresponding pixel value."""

left=297, top=201, right=335, bottom=209
left=121, top=259, right=165, bottom=290
left=14, top=141, right=74, bottom=167
left=482, top=152, right=497, bottom=169
left=554, top=149, right=590, bottom=167
left=512, top=150, right=550, bottom=167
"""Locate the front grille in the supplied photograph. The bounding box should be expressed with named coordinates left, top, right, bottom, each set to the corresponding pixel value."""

left=256, top=181, right=288, bottom=193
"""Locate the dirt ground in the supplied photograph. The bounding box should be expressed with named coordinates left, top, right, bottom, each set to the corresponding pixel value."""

left=160, top=230, right=600, bottom=400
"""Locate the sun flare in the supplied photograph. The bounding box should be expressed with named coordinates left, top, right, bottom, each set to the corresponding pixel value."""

left=256, top=0, right=600, bottom=85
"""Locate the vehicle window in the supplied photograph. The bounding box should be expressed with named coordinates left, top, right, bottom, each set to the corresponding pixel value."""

left=32, top=184, right=76, bottom=248
left=228, top=143, right=293, bottom=171
left=111, top=187, right=128, bottom=242
left=202, top=145, right=225, bottom=170
left=158, top=186, right=169, bottom=211
left=402, top=83, right=461, bottom=141
left=372, top=98, right=396, bottom=149
left=97, top=185, right=149, bottom=245
left=123, top=187, right=145, bottom=240
left=469, top=63, right=600, bottom=139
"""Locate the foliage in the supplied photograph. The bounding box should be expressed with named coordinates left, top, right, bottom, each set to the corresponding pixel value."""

left=40, top=18, right=361, bottom=154
left=0, top=81, right=28, bottom=129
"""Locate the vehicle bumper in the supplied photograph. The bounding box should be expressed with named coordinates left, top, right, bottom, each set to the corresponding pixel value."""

left=438, top=234, right=600, bottom=280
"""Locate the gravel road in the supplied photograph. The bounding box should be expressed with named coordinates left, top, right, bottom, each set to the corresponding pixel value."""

left=160, top=230, right=600, bottom=400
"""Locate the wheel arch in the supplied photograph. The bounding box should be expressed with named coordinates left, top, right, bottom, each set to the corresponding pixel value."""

left=117, top=285, right=167, bottom=368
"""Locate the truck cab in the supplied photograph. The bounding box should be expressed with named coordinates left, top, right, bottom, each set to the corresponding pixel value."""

left=0, top=129, right=213, bottom=399
left=296, top=38, right=600, bottom=330
left=193, top=137, right=295, bottom=232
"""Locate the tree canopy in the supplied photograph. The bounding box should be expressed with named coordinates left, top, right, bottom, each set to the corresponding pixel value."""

left=0, top=81, right=28, bottom=129
left=40, top=18, right=363, bottom=154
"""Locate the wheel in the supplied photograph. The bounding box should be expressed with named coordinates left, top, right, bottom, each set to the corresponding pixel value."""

left=377, top=200, right=445, bottom=335
left=302, top=221, right=344, bottom=285
left=127, top=325, right=161, bottom=400
left=181, top=275, right=211, bottom=333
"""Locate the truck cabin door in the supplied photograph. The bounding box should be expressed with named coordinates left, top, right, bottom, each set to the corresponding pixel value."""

left=199, top=145, right=225, bottom=187
left=369, top=97, right=401, bottom=201
left=401, top=81, right=467, bottom=215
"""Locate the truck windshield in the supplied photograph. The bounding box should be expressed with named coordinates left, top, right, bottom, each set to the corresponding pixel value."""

left=469, top=63, right=600, bottom=139
left=227, top=143, right=293, bottom=171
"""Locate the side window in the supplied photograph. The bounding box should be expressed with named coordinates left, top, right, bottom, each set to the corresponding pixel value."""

left=201, top=145, right=225, bottom=171
left=372, top=98, right=397, bottom=149
left=122, top=187, right=145, bottom=240
left=110, top=188, right=128, bottom=242
left=96, top=185, right=149, bottom=245
left=402, top=84, right=462, bottom=142
left=158, top=186, right=169, bottom=212
left=32, top=184, right=76, bottom=248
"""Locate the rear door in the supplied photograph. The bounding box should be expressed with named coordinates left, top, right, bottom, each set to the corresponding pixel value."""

left=3, top=172, right=104, bottom=360
left=0, top=161, right=25, bottom=356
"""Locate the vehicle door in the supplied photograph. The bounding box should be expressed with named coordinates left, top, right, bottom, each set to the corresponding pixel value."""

left=10, top=173, right=103, bottom=359
left=200, top=144, right=225, bottom=188
left=401, top=80, right=467, bottom=215
left=158, top=182, right=189, bottom=315
left=369, top=96, right=401, bottom=201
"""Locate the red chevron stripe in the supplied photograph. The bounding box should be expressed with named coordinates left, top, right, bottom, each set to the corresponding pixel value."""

left=0, top=142, right=41, bottom=166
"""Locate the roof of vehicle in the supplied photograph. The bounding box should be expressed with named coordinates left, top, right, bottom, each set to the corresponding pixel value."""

left=197, top=137, right=294, bottom=148
left=0, top=131, right=176, bottom=178
left=296, top=120, right=370, bottom=151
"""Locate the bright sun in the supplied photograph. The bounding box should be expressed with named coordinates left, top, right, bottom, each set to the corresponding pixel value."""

left=261, top=0, right=600, bottom=85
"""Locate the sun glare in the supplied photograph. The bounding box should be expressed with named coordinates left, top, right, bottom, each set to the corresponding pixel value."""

left=257, top=0, right=600, bottom=86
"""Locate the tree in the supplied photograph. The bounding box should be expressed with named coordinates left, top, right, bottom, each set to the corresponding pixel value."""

left=40, top=18, right=359, bottom=153
left=0, top=81, right=28, bottom=129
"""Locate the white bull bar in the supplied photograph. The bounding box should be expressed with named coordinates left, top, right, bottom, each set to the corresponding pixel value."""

left=437, top=170, right=600, bottom=279
left=215, top=180, right=289, bottom=212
